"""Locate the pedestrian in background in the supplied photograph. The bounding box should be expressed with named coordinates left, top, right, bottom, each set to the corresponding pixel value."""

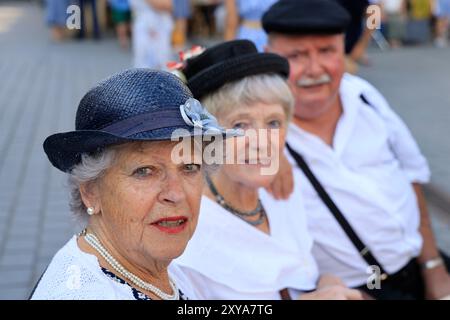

left=45, top=0, right=71, bottom=41
left=130, top=0, right=174, bottom=69
left=108, top=0, right=132, bottom=49
left=172, top=0, right=192, bottom=51
left=406, top=0, right=434, bottom=44
left=224, top=0, right=278, bottom=52
left=77, top=0, right=101, bottom=39
left=434, top=0, right=450, bottom=47
left=382, top=0, right=407, bottom=47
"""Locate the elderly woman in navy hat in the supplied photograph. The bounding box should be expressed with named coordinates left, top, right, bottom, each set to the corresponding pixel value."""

left=169, top=40, right=363, bottom=300
left=31, top=69, right=235, bottom=300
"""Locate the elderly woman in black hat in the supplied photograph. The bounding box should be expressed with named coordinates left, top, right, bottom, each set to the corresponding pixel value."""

left=31, top=69, right=235, bottom=300
left=170, top=40, right=362, bottom=300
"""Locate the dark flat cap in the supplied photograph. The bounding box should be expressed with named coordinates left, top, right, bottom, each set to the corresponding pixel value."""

left=184, top=39, right=289, bottom=101
left=262, top=0, right=351, bottom=35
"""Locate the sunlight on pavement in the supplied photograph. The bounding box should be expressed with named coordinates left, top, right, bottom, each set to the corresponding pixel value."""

left=0, top=7, right=24, bottom=33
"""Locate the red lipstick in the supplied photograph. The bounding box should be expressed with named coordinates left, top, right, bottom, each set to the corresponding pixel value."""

left=150, top=216, right=188, bottom=234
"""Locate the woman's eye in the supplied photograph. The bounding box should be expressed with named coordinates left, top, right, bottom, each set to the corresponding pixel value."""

left=184, top=164, right=201, bottom=173
left=232, top=122, right=248, bottom=130
left=268, top=120, right=281, bottom=128
left=133, top=167, right=154, bottom=177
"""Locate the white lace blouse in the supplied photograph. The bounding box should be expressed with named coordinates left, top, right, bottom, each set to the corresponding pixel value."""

left=31, top=236, right=191, bottom=300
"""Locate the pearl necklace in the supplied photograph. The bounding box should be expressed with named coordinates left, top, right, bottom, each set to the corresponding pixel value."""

left=83, top=231, right=179, bottom=300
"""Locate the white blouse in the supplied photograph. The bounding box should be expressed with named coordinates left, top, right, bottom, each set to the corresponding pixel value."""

left=129, top=0, right=173, bottom=69
left=31, top=236, right=193, bottom=300
left=171, top=184, right=319, bottom=300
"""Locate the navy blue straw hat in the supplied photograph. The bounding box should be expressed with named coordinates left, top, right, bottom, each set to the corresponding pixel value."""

left=44, top=69, right=233, bottom=173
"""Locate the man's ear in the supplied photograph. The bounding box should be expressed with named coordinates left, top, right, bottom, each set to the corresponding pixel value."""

left=79, top=181, right=100, bottom=214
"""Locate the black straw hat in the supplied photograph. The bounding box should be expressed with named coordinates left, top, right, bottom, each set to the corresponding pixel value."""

left=262, top=0, right=351, bottom=35
left=43, top=69, right=233, bottom=173
left=183, top=40, right=289, bottom=100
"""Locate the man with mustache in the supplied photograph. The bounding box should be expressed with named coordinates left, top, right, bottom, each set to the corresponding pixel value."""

left=263, top=0, right=450, bottom=299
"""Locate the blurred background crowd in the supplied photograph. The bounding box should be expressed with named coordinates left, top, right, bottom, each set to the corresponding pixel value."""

left=42, top=0, right=450, bottom=72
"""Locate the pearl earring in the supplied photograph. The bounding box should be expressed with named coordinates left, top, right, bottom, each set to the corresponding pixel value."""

left=87, top=207, right=95, bottom=216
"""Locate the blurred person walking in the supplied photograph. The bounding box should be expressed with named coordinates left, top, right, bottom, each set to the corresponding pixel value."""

left=382, top=0, right=407, bottom=47
left=224, top=0, right=278, bottom=52
left=108, top=0, right=132, bottom=49
left=434, top=0, right=450, bottom=47
left=172, top=0, right=192, bottom=51
left=406, top=0, right=434, bottom=44
left=77, top=0, right=101, bottom=39
left=45, top=0, right=71, bottom=41
left=130, top=0, right=174, bottom=69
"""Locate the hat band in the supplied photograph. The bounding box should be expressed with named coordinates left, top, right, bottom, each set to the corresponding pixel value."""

left=100, top=109, right=186, bottom=137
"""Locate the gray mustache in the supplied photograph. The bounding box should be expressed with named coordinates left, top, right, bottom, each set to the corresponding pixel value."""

left=296, top=74, right=331, bottom=87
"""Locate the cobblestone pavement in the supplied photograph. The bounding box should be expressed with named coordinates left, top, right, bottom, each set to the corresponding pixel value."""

left=0, top=1, right=449, bottom=299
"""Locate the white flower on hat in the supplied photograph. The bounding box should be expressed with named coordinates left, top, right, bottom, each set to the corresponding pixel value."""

left=179, top=98, right=222, bottom=131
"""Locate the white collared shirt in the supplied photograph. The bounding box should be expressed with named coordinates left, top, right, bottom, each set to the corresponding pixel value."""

left=171, top=186, right=319, bottom=300
left=286, top=73, right=430, bottom=287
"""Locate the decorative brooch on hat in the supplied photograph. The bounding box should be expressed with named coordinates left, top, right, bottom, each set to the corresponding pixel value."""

left=179, top=98, right=222, bottom=132
left=167, top=46, right=205, bottom=83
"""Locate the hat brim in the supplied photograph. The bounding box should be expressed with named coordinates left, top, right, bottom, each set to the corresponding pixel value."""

left=44, top=126, right=234, bottom=173
left=187, top=53, right=289, bottom=100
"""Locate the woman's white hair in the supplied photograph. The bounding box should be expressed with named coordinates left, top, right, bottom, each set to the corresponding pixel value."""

left=201, top=73, right=294, bottom=119
left=68, top=149, right=116, bottom=223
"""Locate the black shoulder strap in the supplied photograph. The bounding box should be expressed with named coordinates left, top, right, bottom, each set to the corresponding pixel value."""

left=286, top=143, right=388, bottom=277
left=360, top=94, right=373, bottom=109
